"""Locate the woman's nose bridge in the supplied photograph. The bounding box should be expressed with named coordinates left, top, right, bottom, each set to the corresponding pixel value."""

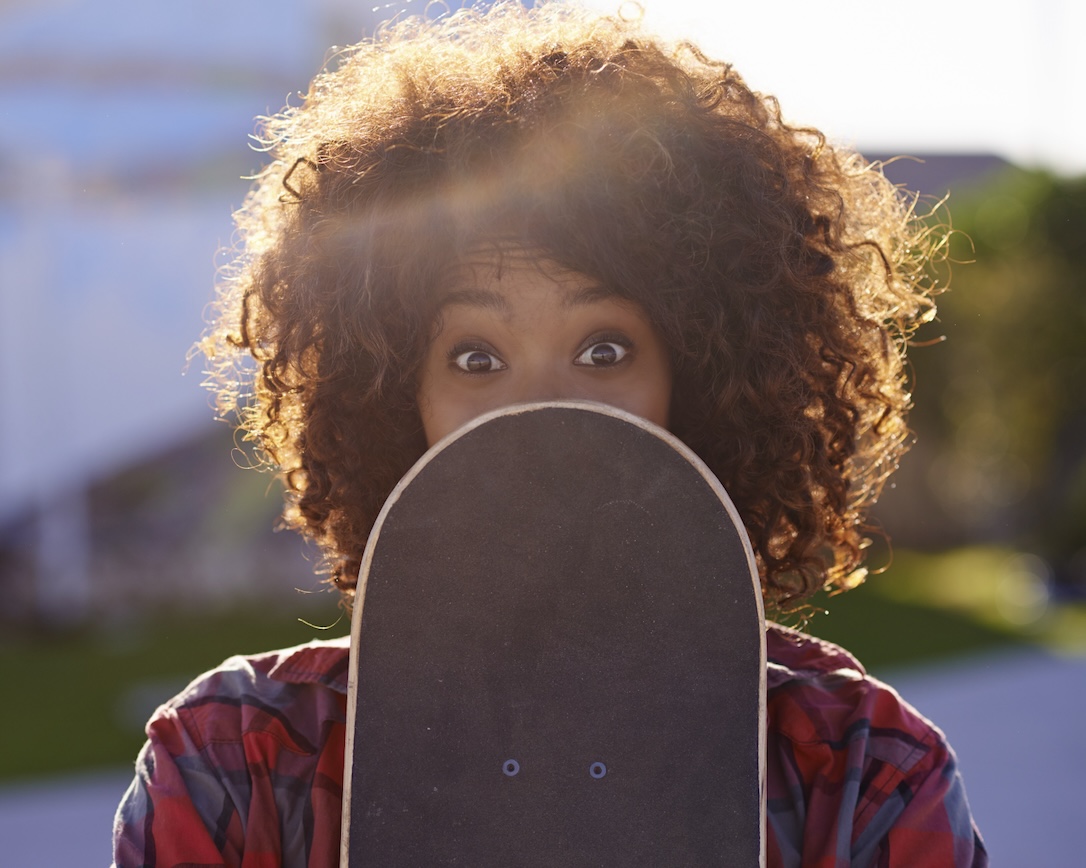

left=514, top=357, right=578, bottom=403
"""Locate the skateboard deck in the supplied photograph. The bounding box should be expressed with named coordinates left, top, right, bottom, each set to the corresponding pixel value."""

left=342, top=401, right=766, bottom=866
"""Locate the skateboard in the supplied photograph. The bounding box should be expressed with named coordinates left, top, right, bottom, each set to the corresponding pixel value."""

left=342, top=401, right=766, bottom=866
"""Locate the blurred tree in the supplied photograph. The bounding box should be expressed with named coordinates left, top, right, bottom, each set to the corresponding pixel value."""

left=898, top=169, right=1086, bottom=589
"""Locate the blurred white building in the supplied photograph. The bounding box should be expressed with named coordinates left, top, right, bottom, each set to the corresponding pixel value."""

left=0, top=0, right=411, bottom=620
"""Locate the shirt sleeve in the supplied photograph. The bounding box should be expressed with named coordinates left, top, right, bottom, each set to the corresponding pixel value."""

left=765, top=654, right=988, bottom=868
left=857, top=735, right=988, bottom=867
left=111, top=649, right=347, bottom=868
left=112, top=719, right=240, bottom=868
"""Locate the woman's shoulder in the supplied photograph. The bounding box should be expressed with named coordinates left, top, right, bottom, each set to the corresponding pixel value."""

left=766, top=621, right=868, bottom=679
left=147, top=637, right=351, bottom=751
left=764, top=623, right=986, bottom=865
left=116, top=639, right=352, bottom=866
left=765, top=621, right=938, bottom=748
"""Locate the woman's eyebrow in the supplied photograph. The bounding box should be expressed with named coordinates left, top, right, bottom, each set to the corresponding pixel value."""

left=562, top=284, right=617, bottom=309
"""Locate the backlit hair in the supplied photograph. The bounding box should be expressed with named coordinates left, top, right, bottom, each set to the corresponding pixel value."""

left=202, top=2, right=941, bottom=611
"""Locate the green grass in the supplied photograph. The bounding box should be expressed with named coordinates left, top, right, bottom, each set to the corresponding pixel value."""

left=797, top=580, right=1027, bottom=673
left=2, top=545, right=1083, bottom=783
left=799, top=545, right=1086, bottom=671
left=0, top=603, right=348, bottom=783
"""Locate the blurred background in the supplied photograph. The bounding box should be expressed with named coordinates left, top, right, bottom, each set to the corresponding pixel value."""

left=0, top=0, right=1083, bottom=864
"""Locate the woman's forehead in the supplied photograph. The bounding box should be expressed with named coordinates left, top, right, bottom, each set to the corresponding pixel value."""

left=441, top=245, right=610, bottom=296
left=427, top=245, right=662, bottom=336
left=448, top=243, right=573, bottom=276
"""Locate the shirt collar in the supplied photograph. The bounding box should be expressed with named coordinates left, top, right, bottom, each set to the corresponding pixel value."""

left=267, top=636, right=351, bottom=694
left=263, top=624, right=862, bottom=696
left=765, top=621, right=865, bottom=689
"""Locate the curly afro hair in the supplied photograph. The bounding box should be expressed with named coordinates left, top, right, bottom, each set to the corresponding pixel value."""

left=201, top=2, right=942, bottom=612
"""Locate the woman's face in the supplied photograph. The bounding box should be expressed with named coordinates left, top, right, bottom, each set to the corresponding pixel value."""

left=416, top=249, right=672, bottom=446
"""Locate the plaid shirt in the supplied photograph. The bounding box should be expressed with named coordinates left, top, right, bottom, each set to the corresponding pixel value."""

left=113, top=624, right=986, bottom=867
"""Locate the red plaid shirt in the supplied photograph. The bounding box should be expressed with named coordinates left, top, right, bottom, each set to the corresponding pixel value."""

left=113, top=624, right=986, bottom=866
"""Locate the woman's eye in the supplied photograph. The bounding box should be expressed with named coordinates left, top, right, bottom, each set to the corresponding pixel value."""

left=453, top=349, right=506, bottom=373
left=574, top=341, right=629, bottom=367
